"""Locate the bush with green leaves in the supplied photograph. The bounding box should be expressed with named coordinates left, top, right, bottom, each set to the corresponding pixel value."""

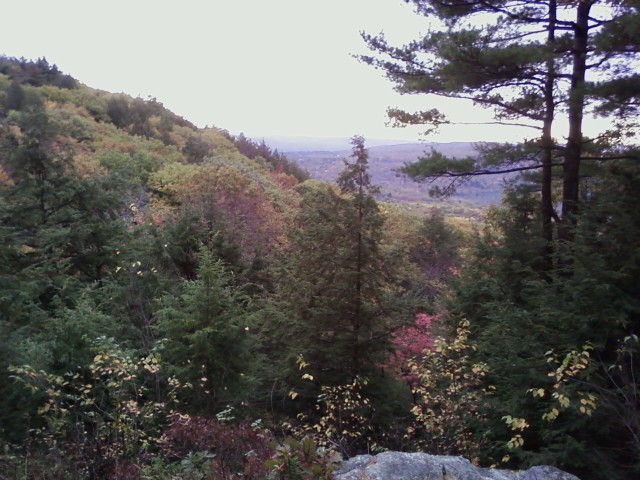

left=266, top=436, right=342, bottom=480
left=10, top=336, right=182, bottom=478
left=405, top=319, right=492, bottom=464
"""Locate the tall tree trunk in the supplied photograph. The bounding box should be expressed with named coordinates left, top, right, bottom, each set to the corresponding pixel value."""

left=541, top=0, right=558, bottom=272
left=560, top=1, right=592, bottom=242
left=352, top=174, right=364, bottom=378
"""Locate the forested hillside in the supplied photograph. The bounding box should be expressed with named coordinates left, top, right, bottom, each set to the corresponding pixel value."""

left=0, top=56, right=466, bottom=479
left=361, top=1, right=640, bottom=479
left=1, top=21, right=640, bottom=480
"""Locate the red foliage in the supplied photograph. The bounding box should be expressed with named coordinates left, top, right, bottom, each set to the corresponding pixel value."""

left=176, top=166, right=287, bottom=263
left=160, top=414, right=273, bottom=479
left=385, top=313, right=437, bottom=382
left=270, top=170, right=299, bottom=190
left=106, top=461, right=140, bottom=480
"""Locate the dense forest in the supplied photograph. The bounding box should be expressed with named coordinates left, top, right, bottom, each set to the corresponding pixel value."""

left=1, top=1, right=639, bottom=479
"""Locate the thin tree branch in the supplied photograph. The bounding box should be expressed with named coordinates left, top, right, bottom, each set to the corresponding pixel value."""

left=454, top=121, right=542, bottom=130
left=411, top=162, right=560, bottom=179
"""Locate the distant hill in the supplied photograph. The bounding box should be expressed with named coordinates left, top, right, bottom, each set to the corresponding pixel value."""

left=250, top=135, right=416, bottom=152
left=286, top=141, right=507, bottom=216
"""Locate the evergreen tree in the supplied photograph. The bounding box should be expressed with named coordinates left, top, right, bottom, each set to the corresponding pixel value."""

left=154, top=248, right=255, bottom=413
left=335, top=136, right=386, bottom=378
left=363, top=2, right=640, bottom=475
left=0, top=94, right=130, bottom=444
left=362, top=0, right=640, bottom=251
left=409, top=208, right=464, bottom=300
left=444, top=162, right=640, bottom=477
left=225, top=131, right=309, bottom=182
left=0, top=95, right=124, bottom=324
left=275, top=137, right=399, bottom=384
left=261, top=137, right=416, bottom=451
left=3, top=80, right=25, bottom=111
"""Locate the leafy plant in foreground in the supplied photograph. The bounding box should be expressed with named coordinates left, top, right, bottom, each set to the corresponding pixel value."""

left=406, top=319, right=493, bottom=464
left=157, top=414, right=273, bottom=479
left=266, top=436, right=342, bottom=480
left=10, top=336, right=182, bottom=478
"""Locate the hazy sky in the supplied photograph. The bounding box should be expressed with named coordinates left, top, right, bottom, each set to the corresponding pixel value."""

left=0, top=0, right=587, bottom=143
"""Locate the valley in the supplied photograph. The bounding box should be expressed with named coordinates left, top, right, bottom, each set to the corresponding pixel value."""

left=276, top=139, right=507, bottom=220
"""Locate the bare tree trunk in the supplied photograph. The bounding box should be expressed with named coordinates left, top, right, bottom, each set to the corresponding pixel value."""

left=560, top=1, right=592, bottom=242
left=541, top=0, right=558, bottom=273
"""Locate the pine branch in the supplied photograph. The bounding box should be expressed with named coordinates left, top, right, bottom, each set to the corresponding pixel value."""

left=406, top=162, right=555, bottom=179
left=581, top=155, right=640, bottom=162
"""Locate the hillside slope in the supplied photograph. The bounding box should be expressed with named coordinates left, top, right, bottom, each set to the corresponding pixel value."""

left=0, top=56, right=307, bottom=268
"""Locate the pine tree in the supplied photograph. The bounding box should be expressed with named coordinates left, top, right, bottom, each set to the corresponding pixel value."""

left=274, top=137, right=397, bottom=384
left=442, top=161, right=640, bottom=477
left=154, top=247, right=255, bottom=412
left=0, top=93, right=129, bottom=445
left=363, top=2, right=640, bottom=475
left=335, top=136, right=386, bottom=378
left=260, top=138, right=417, bottom=445
left=0, top=94, right=124, bottom=324
left=362, top=0, right=640, bottom=253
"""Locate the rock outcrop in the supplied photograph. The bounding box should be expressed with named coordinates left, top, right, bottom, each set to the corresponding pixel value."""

left=333, top=452, right=581, bottom=480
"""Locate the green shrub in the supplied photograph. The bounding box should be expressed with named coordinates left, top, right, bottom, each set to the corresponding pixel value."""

left=266, top=436, right=342, bottom=480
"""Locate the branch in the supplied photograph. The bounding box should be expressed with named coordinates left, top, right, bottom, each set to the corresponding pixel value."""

left=475, top=0, right=575, bottom=28
left=411, top=91, right=543, bottom=121
left=581, top=155, right=640, bottom=162
left=413, top=162, right=559, bottom=179
left=488, top=28, right=550, bottom=43
left=454, top=121, right=541, bottom=130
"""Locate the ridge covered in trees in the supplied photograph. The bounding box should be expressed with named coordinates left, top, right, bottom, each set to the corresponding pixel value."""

left=0, top=55, right=461, bottom=478
left=362, top=1, right=640, bottom=478
left=1, top=17, right=639, bottom=478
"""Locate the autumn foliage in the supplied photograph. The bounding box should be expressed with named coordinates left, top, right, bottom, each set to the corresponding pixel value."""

left=385, top=312, right=436, bottom=382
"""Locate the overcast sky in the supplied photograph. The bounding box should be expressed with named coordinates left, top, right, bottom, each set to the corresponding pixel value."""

left=0, top=0, right=592, bottom=143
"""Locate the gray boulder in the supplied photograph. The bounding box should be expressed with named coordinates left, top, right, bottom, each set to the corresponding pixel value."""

left=333, top=452, right=581, bottom=480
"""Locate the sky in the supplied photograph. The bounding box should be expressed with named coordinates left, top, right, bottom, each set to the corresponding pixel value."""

left=0, top=0, right=601, bottom=144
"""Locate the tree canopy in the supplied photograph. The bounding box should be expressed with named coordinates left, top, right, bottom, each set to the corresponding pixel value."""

left=362, top=0, right=640, bottom=247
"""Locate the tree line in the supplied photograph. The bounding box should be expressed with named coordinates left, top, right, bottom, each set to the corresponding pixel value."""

left=1, top=2, right=639, bottom=473
left=0, top=59, right=463, bottom=478
left=363, top=1, right=640, bottom=478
